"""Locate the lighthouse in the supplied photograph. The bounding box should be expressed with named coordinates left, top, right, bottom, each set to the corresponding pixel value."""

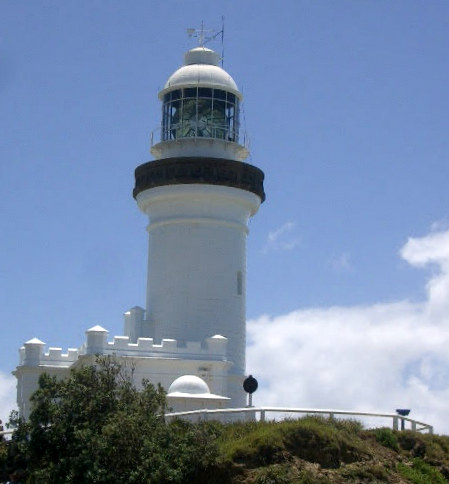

left=14, top=39, right=264, bottom=416
left=133, top=44, right=265, bottom=405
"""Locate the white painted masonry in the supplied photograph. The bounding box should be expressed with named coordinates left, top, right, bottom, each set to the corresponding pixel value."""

left=136, top=184, right=261, bottom=377
left=14, top=43, right=264, bottom=418
left=14, top=326, right=232, bottom=419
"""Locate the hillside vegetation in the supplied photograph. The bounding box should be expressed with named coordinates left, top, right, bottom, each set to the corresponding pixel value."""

left=199, top=417, right=449, bottom=483
left=3, top=414, right=449, bottom=483
left=2, top=358, right=448, bottom=483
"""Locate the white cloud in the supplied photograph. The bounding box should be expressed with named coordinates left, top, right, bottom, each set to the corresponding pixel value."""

left=0, top=371, right=17, bottom=424
left=248, top=227, right=449, bottom=434
left=263, top=221, right=301, bottom=252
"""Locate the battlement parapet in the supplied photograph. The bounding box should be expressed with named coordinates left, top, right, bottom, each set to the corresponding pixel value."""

left=19, top=338, right=79, bottom=367
left=19, top=328, right=228, bottom=367
left=85, top=325, right=227, bottom=359
left=99, top=334, right=227, bottom=359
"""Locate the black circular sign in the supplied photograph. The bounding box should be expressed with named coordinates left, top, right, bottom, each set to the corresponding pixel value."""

left=243, top=375, right=258, bottom=394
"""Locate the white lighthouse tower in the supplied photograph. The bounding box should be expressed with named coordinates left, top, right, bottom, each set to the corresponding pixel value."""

left=14, top=38, right=264, bottom=416
left=133, top=44, right=265, bottom=405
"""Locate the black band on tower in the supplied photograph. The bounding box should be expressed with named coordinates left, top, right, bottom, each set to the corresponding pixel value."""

left=133, top=157, right=265, bottom=202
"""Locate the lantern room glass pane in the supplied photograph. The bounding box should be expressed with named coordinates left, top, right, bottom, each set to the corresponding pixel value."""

left=212, top=100, right=226, bottom=139
left=214, top=89, right=226, bottom=100
left=225, top=104, right=235, bottom=141
left=184, top=88, right=197, bottom=98
left=180, top=99, right=197, bottom=137
left=169, top=100, right=181, bottom=139
left=195, top=98, right=213, bottom=137
left=198, top=87, right=213, bottom=98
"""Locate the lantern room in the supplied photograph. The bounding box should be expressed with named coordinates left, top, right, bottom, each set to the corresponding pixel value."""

left=161, top=87, right=239, bottom=142
left=150, top=46, right=248, bottom=161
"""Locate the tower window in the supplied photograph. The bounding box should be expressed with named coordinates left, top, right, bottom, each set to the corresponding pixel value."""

left=237, top=271, right=243, bottom=295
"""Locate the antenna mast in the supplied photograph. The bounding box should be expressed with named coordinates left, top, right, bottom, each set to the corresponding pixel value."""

left=186, top=19, right=225, bottom=64
left=221, top=16, right=225, bottom=67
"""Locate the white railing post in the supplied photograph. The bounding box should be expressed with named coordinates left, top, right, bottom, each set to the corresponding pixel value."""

left=393, top=416, right=399, bottom=431
left=260, top=410, right=265, bottom=422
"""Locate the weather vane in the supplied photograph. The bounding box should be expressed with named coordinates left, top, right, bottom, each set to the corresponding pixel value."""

left=187, top=18, right=225, bottom=65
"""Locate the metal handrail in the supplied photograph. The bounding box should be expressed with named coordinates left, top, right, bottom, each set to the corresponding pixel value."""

left=0, top=408, right=433, bottom=441
left=165, top=406, right=434, bottom=434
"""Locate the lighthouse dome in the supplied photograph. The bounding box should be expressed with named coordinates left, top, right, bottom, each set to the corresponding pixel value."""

left=168, top=375, right=211, bottom=395
left=160, top=47, right=241, bottom=99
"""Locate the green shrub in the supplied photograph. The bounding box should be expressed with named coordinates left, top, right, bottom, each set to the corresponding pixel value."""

left=253, top=465, right=331, bottom=484
left=340, top=463, right=390, bottom=481
left=397, top=457, right=448, bottom=484
left=282, top=421, right=340, bottom=468
left=374, top=428, right=399, bottom=451
left=5, top=358, right=219, bottom=484
left=220, top=423, right=285, bottom=467
left=397, top=431, right=426, bottom=458
left=296, top=469, right=331, bottom=484
left=282, top=416, right=369, bottom=468
left=331, top=418, right=364, bottom=435
left=253, top=464, right=291, bottom=484
left=416, top=434, right=449, bottom=467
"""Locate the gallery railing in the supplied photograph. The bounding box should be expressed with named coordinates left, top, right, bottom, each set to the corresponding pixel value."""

left=150, top=124, right=250, bottom=151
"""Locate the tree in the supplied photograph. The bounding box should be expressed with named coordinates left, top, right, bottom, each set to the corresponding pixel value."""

left=5, top=357, right=218, bottom=483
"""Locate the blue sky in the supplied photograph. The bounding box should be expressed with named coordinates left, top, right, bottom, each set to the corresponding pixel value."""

left=2, top=1, right=449, bottom=432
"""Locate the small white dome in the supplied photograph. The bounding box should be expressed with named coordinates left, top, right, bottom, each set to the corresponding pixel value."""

left=168, top=375, right=210, bottom=395
left=160, top=47, right=241, bottom=99
left=184, top=47, right=221, bottom=66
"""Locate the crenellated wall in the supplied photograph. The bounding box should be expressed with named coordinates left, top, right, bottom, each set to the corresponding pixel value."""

left=18, top=329, right=228, bottom=368
left=84, top=325, right=228, bottom=360
left=19, top=338, right=79, bottom=368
